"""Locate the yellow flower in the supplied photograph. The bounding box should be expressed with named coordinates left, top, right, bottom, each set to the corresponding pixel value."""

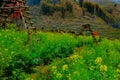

left=25, top=77, right=31, bottom=80
left=62, top=64, right=68, bottom=71
left=95, top=57, right=102, bottom=64
left=116, top=69, right=120, bottom=73
left=51, top=66, right=57, bottom=74
left=100, top=65, right=107, bottom=72
left=69, top=54, right=79, bottom=61
left=51, top=66, right=57, bottom=71
left=56, top=73, right=62, bottom=79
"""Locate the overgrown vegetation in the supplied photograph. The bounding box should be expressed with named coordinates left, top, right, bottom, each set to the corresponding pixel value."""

left=78, top=0, right=83, bottom=7
left=48, top=38, right=120, bottom=80
left=40, top=0, right=120, bottom=28
left=0, top=0, right=120, bottom=79
left=83, top=2, right=120, bottom=28
left=0, top=24, right=120, bottom=79
left=40, top=0, right=73, bottom=18
left=0, top=25, right=79, bottom=79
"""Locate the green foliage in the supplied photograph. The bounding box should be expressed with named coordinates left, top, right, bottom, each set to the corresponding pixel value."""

left=48, top=38, right=120, bottom=80
left=83, top=2, right=94, bottom=14
left=76, top=36, right=94, bottom=47
left=83, top=2, right=115, bottom=26
left=65, top=1, right=73, bottom=13
left=40, top=0, right=73, bottom=17
left=40, top=1, right=55, bottom=15
left=40, top=1, right=63, bottom=16
left=0, top=29, right=77, bottom=78
left=0, top=26, right=120, bottom=79
left=79, top=0, right=84, bottom=7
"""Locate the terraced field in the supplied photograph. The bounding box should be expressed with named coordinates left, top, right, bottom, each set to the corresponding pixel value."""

left=31, top=15, right=120, bottom=39
left=29, top=5, right=120, bottom=39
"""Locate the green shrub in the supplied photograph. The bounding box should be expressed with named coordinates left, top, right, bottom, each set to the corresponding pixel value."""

left=83, top=2, right=94, bottom=14
left=78, top=0, right=84, bottom=7
left=65, top=1, right=73, bottom=13
left=41, top=1, right=54, bottom=15
left=40, top=0, right=73, bottom=17
left=40, top=1, right=63, bottom=16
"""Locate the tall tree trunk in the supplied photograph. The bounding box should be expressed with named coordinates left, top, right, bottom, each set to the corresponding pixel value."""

left=79, top=0, right=84, bottom=7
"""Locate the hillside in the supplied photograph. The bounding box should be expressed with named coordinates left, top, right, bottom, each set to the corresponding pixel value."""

left=0, top=0, right=120, bottom=80
left=29, top=5, right=120, bottom=39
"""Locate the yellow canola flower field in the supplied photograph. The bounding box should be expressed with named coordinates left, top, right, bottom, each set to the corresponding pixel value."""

left=56, top=73, right=63, bottom=78
left=95, top=57, right=102, bottom=64
left=100, top=65, right=107, bottom=72
left=62, top=64, right=68, bottom=71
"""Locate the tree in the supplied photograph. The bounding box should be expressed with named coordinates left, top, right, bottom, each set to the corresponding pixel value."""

left=79, top=0, right=84, bottom=7
left=52, top=0, right=60, bottom=4
left=26, top=0, right=40, bottom=5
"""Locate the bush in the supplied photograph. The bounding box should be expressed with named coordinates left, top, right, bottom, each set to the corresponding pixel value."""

left=65, top=1, right=73, bottom=13
left=41, top=1, right=63, bottom=16
left=83, top=2, right=94, bottom=14
left=40, top=0, right=73, bottom=17
left=0, top=29, right=78, bottom=78
left=41, top=1, right=54, bottom=15
left=78, top=0, right=83, bottom=7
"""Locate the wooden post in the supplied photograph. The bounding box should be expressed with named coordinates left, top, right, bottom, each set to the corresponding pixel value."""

left=94, top=5, right=96, bottom=21
left=81, top=24, right=97, bottom=43
left=0, top=0, right=37, bottom=45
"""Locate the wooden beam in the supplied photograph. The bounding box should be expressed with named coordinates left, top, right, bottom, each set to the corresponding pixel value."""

left=0, top=14, right=8, bottom=17
left=23, top=14, right=32, bottom=18
left=0, top=6, right=29, bottom=9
